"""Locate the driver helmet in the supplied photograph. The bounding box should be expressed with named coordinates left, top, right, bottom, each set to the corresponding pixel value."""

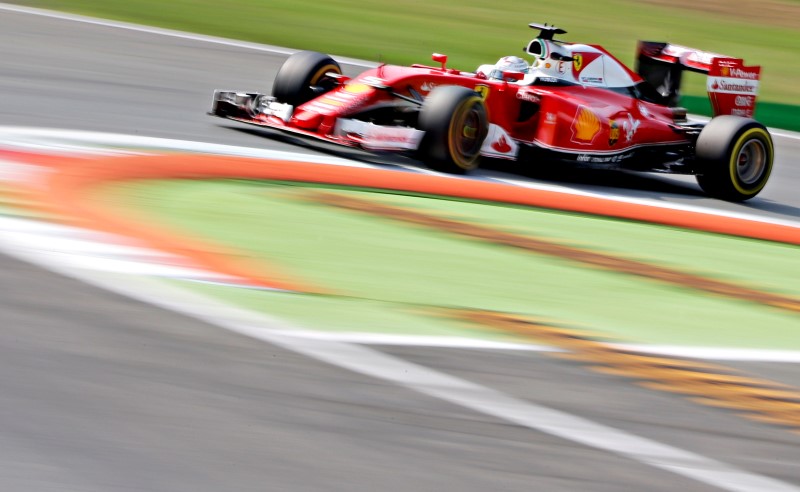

left=489, top=55, right=529, bottom=80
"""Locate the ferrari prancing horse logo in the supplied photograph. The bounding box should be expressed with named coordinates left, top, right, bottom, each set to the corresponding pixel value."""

left=474, top=85, right=490, bottom=100
left=571, top=52, right=602, bottom=78
left=572, top=54, right=583, bottom=74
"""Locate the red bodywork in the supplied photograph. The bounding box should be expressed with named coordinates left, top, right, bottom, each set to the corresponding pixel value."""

left=248, top=60, right=690, bottom=166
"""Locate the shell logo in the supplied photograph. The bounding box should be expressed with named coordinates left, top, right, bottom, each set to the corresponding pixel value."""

left=571, top=106, right=601, bottom=144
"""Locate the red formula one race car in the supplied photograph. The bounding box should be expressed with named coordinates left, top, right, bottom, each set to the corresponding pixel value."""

left=210, top=23, right=773, bottom=201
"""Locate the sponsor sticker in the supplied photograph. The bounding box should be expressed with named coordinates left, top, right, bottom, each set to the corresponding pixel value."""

left=570, top=106, right=601, bottom=145
left=491, top=134, right=513, bottom=153
left=708, top=78, right=759, bottom=94
left=516, top=90, right=540, bottom=103
left=480, top=125, right=519, bottom=158
left=576, top=152, right=633, bottom=164
left=580, top=76, right=604, bottom=85
left=608, top=120, right=620, bottom=146
left=708, top=58, right=760, bottom=117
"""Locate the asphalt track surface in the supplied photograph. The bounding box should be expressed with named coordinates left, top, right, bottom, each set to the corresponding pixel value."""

left=1, top=5, right=799, bottom=491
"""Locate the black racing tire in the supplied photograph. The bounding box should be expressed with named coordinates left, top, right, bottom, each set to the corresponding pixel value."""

left=694, top=115, right=774, bottom=201
left=272, top=51, right=342, bottom=107
left=418, top=85, right=488, bottom=174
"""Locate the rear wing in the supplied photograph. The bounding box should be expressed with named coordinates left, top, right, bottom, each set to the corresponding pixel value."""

left=636, top=41, right=760, bottom=117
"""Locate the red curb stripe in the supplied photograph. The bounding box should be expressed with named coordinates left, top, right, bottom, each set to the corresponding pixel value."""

left=34, top=155, right=330, bottom=293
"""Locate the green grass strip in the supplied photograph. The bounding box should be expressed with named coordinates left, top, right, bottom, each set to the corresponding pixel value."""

left=95, top=179, right=800, bottom=350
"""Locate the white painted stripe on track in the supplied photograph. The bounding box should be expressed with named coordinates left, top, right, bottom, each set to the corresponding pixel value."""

left=0, top=233, right=796, bottom=492
left=251, top=330, right=800, bottom=363
left=0, top=215, right=236, bottom=283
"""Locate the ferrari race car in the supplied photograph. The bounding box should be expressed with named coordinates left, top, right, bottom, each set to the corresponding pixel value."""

left=210, top=23, right=773, bottom=201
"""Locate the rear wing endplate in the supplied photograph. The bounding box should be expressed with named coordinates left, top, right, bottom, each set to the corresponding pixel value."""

left=636, top=41, right=761, bottom=117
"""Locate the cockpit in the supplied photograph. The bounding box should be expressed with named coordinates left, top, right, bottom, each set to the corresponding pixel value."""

left=521, top=23, right=638, bottom=89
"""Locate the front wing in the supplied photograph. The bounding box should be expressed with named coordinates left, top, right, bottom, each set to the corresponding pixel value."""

left=209, top=90, right=424, bottom=152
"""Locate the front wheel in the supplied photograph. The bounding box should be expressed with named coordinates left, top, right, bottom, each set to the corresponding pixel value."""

left=418, top=86, right=488, bottom=174
left=695, top=116, right=773, bottom=201
left=272, top=51, right=342, bottom=107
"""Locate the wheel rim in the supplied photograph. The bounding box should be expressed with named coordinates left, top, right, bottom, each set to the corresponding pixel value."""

left=454, top=104, right=483, bottom=160
left=736, top=138, right=767, bottom=185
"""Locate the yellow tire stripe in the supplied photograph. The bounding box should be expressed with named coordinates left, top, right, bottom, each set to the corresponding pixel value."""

left=728, top=127, right=773, bottom=196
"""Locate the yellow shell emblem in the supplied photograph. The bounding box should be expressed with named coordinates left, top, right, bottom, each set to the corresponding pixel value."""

left=571, top=107, right=601, bottom=143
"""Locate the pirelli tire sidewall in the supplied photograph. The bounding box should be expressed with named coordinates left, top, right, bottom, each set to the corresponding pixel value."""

left=418, top=85, right=488, bottom=174
left=272, top=51, right=342, bottom=107
left=695, top=115, right=774, bottom=201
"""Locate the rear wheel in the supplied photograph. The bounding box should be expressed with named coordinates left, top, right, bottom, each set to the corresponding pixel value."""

left=695, top=116, right=773, bottom=201
left=418, top=86, right=488, bottom=174
left=272, top=51, right=342, bottom=106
